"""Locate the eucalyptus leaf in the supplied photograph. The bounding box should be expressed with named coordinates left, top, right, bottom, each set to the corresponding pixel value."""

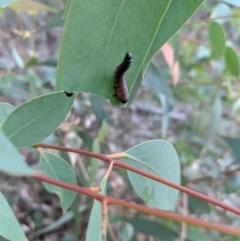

left=143, top=62, right=174, bottom=104
left=88, top=139, right=100, bottom=186
left=40, top=9, right=65, bottom=31
left=90, top=95, right=105, bottom=125
left=222, top=136, right=240, bottom=162
left=208, top=22, right=225, bottom=58
left=2, top=92, right=75, bottom=149
left=211, top=3, right=232, bottom=24
left=0, top=102, right=14, bottom=125
left=127, top=218, right=178, bottom=241
left=0, top=129, right=37, bottom=176
left=124, top=140, right=180, bottom=210
left=187, top=226, right=211, bottom=241
left=207, top=92, right=222, bottom=141
left=97, top=120, right=108, bottom=142
left=0, top=192, right=28, bottom=241
left=40, top=151, right=77, bottom=212
left=224, top=46, right=240, bottom=77
left=86, top=172, right=108, bottom=241
left=189, top=196, right=210, bottom=215
left=56, top=0, right=203, bottom=105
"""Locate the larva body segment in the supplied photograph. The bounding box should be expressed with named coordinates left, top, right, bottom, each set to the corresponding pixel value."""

left=114, top=52, right=132, bottom=103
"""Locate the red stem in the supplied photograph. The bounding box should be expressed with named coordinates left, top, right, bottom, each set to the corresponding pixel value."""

left=33, top=173, right=240, bottom=236
left=34, top=143, right=240, bottom=217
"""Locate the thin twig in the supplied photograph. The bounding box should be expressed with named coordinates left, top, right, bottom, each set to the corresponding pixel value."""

left=178, top=32, right=208, bottom=46
left=180, top=193, right=188, bottom=241
left=185, top=15, right=240, bottom=26
left=32, top=173, right=240, bottom=236
left=33, top=143, right=240, bottom=217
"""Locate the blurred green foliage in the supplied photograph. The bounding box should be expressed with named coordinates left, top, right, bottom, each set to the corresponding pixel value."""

left=0, top=0, right=240, bottom=240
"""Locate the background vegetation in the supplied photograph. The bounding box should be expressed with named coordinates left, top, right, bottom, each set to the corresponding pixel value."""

left=0, top=0, right=240, bottom=240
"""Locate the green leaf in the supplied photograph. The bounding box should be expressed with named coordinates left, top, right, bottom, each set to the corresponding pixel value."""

left=188, top=196, right=210, bottom=215
left=97, top=120, right=108, bottom=142
left=195, top=45, right=211, bottom=60
left=120, top=223, right=134, bottom=241
left=224, top=46, right=240, bottom=77
left=11, top=47, right=24, bottom=69
left=222, top=136, right=240, bottom=162
left=225, top=175, right=240, bottom=193
left=86, top=174, right=108, bottom=241
left=143, top=62, right=174, bottom=103
left=208, top=22, right=225, bottom=58
left=78, top=131, right=93, bottom=149
left=0, top=8, right=4, bottom=16
left=129, top=0, right=203, bottom=102
left=39, top=9, right=65, bottom=31
left=90, top=95, right=106, bottom=125
left=56, top=0, right=203, bottom=105
left=127, top=218, right=178, bottom=241
left=24, top=56, right=39, bottom=68
left=2, top=92, right=75, bottom=149
left=210, top=3, right=232, bottom=24
left=0, top=192, right=28, bottom=241
left=40, top=151, right=77, bottom=212
left=0, top=129, right=37, bottom=176
left=187, top=226, right=211, bottom=241
left=160, top=94, right=171, bottom=139
left=0, top=102, right=14, bottom=126
left=126, top=71, right=143, bottom=105
left=88, top=139, right=100, bottom=186
left=0, top=75, right=13, bottom=96
left=70, top=197, right=81, bottom=236
left=25, top=58, right=58, bottom=68
left=36, top=204, right=88, bottom=236
left=124, top=140, right=180, bottom=210
left=207, top=92, right=222, bottom=141
left=60, top=235, right=78, bottom=241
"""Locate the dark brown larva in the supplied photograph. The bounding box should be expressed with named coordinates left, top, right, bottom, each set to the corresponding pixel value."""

left=114, top=52, right=132, bottom=103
